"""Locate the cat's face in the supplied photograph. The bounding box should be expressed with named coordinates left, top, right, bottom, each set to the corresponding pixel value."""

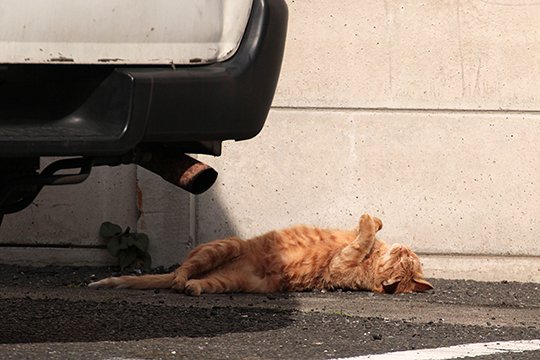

left=377, top=243, right=433, bottom=294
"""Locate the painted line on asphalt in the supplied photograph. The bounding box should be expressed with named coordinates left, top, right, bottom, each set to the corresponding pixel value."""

left=333, top=339, right=540, bottom=360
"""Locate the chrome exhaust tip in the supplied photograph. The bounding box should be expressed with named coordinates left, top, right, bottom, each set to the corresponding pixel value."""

left=137, top=153, right=218, bottom=195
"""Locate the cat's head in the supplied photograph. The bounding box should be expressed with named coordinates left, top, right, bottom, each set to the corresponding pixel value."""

left=377, top=243, right=433, bottom=294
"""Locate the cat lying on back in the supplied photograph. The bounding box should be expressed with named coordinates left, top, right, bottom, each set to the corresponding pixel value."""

left=89, top=213, right=433, bottom=296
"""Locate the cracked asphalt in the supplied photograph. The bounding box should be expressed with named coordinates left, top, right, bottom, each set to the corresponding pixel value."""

left=0, top=264, right=538, bottom=359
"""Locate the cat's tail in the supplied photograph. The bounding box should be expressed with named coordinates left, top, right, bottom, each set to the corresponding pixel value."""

left=88, top=273, right=175, bottom=290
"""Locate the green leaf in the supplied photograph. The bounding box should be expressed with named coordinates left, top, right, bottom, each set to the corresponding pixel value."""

left=101, top=221, right=151, bottom=270
left=100, top=222, right=123, bottom=238
left=119, top=234, right=135, bottom=249
left=118, top=249, right=138, bottom=270
left=122, top=226, right=131, bottom=236
left=133, top=233, right=150, bottom=252
left=106, top=237, right=122, bottom=257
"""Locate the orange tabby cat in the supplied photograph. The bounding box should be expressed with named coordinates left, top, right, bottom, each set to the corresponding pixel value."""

left=89, top=214, right=433, bottom=296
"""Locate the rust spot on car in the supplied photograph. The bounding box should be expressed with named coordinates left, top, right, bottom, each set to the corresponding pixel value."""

left=97, top=58, right=124, bottom=63
left=49, top=56, right=74, bottom=62
left=189, top=58, right=202, bottom=63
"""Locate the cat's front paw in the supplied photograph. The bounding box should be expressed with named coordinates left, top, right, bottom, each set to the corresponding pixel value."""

left=359, top=213, right=383, bottom=235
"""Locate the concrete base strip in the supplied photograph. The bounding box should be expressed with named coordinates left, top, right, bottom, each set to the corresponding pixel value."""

left=333, top=339, right=540, bottom=360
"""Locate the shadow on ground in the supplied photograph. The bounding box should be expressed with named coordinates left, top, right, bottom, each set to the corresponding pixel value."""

left=0, top=298, right=295, bottom=344
left=0, top=264, right=298, bottom=345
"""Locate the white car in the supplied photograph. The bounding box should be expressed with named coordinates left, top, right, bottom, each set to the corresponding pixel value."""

left=0, top=0, right=288, bottom=219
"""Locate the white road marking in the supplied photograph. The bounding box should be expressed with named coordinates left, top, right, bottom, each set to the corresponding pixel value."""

left=333, top=339, right=540, bottom=360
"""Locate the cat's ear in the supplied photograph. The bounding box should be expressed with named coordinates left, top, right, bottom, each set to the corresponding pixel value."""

left=382, top=278, right=401, bottom=294
left=412, top=278, right=433, bottom=292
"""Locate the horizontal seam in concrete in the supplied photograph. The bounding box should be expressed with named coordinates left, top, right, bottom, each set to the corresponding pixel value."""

left=271, top=106, right=540, bottom=116
left=419, top=253, right=540, bottom=260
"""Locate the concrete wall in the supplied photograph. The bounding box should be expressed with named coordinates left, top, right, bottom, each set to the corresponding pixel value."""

left=196, top=0, right=540, bottom=282
left=0, top=165, right=193, bottom=268
left=1, top=0, right=539, bottom=282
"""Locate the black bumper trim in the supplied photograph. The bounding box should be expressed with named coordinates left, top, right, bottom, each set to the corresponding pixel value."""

left=0, top=0, right=288, bottom=157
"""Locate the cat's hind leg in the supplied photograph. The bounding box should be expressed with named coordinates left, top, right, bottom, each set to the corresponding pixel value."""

left=183, top=276, right=233, bottom=296
left=351, top=213, right=381, bottom=256
left=183, top=267, right=279, bottom=296
left=172, top=237, right=245, bottom=291
left=330, top=213, right=382, bottom=268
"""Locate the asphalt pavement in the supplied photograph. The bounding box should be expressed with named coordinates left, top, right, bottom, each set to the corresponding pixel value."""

left=0, top=264, right=538, bottom=359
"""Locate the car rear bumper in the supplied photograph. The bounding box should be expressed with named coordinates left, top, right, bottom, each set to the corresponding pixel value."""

left=0, top=0, right=288, bottom=157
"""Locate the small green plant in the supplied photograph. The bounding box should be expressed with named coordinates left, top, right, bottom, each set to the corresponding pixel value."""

left=100, top=222, right=152, bottom=271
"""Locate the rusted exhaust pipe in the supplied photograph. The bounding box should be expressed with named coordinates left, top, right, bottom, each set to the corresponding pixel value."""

left=136, top=153, right=218, bottom=194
